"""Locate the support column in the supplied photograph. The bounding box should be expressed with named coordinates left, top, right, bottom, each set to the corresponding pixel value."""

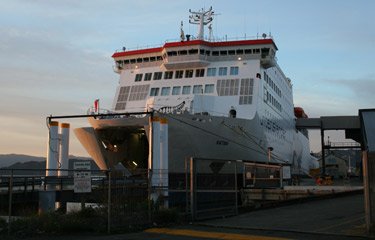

left=160, top=117, right=169, bottom=207
left=42, top=121, right=59, bottom=213
left=363, top=150, right=375, bottom=235
left=320, top=128, right=326, bottom=175
left=58, top=123, right=70, bottom=177
left=46, top=121, right=59, bottom=180
left=150, top=116, right=160, bottom=203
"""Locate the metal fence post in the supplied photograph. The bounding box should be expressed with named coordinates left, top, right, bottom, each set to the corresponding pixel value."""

left=8, top=169, right=13, bottom=235
left=107, top=170, right=111, bottom=234
left=190, top=157, right=195, bottom=221
left=185, top=158, right=189, bottom=216
left=234, top=161, right=238, bottom=216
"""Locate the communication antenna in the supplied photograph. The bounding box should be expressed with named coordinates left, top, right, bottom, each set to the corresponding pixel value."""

left=189, top=6, right=214, bottom=40
left=180, top=21, right=185, bottom=41
left=208, top=24, right=213, bottom=41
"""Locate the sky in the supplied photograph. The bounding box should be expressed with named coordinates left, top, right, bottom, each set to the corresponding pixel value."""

left=0, top=0, right=374, bottom=157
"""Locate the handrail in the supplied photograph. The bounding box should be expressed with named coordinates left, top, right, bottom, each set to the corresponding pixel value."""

left=158, top=101, right=186, bottom=114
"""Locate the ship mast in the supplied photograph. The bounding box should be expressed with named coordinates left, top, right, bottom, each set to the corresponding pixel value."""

left=189, top=6, right=214, bottom=40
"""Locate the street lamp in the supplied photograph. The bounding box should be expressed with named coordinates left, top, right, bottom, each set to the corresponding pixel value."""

left=267, top=147, right=274, bottom=164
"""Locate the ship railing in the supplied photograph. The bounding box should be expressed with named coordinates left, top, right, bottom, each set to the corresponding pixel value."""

left=87, top=107, right=115, bottom=115
left=87, top=107, right=127, bottom=119
left=158, top=101, right=186, bottom=114
left=164, top=34, right=274, bottom=44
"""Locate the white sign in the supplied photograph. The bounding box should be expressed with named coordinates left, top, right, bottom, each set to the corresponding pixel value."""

left=74, top=161, right=92, bottom=193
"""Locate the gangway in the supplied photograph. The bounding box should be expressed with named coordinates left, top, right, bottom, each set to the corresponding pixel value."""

left=296, top=109, right=375, bottom=235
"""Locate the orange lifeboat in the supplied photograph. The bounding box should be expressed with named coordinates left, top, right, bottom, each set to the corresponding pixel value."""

left=294, top=107, right=308, bottom=118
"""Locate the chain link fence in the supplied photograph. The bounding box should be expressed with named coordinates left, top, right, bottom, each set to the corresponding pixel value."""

left=0, top=168, right=150, bottom=235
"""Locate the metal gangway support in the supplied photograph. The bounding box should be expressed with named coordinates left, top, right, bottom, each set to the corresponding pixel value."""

left=296, top=108, right=375, bottom=236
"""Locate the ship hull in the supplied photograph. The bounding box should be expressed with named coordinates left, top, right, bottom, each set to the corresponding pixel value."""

left=74, top=112, right=314, bottom=175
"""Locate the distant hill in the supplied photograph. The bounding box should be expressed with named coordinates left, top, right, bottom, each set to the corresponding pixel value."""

left=0, top=155, right=99, bottom=176
left=0, top=154, right=45, bottom=168
left=0, top=154, right=94, bottom=168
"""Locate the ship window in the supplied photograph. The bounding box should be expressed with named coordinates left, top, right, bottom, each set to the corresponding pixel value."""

left=130, top=59, right=136, bottom=64
left=216, top=79, right=239, bottom=96
left=236, top=49, right=244, bottom=54
left=244, top=49, right=252, bottom=54
left=178, top=50, right=187, bottom=55
left=239, top=78, right=254, bottom=105
left=204, top=84, right=214, bottom=93
left=161, top=87, right=171, bottom=96
left=153, top=72, right=162, bottom=80
left=129, top=84, right=150, bottom=101
left=144, top=73, right=152, bottom=81
left=220, top=50, right=227, bottom=56
left=261, top=48, right=270, bottom=57
left=175, top=70, right=183, bottom=79
left=124, top=60, right=130, bottom=64
left=218, top=67, right=227, bottom=76
left=228, top=50, right=235, bottom=55
left=150, top=88, right=159, bottom=96
left=164, top=71, right=173, bottom=79
left=156, top=56, right=162, bottom=61
left=207, top=68, right=216, bottom=77
left=167, top=51, right=177, bottom=56
left=200, top=49, right=205, bottom=55
left=182, top=85, right=191, bottom=95
left=254, top=49, right=260, bottom=54
left=172, top=86, right=181, bottom=95
left=115, top=86, right=131, bottom=110
left=185, top=69, right=193, bottom=78
left=143, top=57, right=150, bottom=62
left=230, top=66, right=239, bottom=75
left=205, top=50, right=211, bottom=56
left=239, top=96, right=253, bottom=105
left=195, top=69, right=205, bottom=77
left=150, top=57, right=156, bottom=62
left=134, top=73, right=143, bottom=82
left=115, top=103, right=126, bottom=111
left=193, top=85, right=203, bottom=94
left=189, top=49, right=198, bottom=55
left=212, top=51, right=219, bottom=56
left=136, top=58, right=142, bottom=63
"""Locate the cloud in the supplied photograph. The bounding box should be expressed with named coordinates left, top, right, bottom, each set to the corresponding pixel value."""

left=329, top=78, right=375, bottom=106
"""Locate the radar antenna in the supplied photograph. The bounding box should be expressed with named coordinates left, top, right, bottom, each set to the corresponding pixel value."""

left=189, top=6, right=214, bottom=40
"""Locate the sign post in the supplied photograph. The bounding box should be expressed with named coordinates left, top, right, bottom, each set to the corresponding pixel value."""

left=74, top=161, right=92, bottom=193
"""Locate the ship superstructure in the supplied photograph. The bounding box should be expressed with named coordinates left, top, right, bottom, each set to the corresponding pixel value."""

left=75, top=7, right=317, bottom=177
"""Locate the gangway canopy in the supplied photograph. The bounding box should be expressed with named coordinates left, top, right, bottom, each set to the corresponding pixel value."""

left=360, top=109, right=375, bottom=152
left=296, top=116, right=360, bottom=130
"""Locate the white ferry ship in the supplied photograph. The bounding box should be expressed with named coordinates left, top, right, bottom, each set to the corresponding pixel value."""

left=74, top=7, right=318, bottom=177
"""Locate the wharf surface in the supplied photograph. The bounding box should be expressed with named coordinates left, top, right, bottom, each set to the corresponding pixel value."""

left=17, top=188, right=370, bottom=240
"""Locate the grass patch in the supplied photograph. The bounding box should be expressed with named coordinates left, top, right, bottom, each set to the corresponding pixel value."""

left=4, top=208, right=107, bottom=238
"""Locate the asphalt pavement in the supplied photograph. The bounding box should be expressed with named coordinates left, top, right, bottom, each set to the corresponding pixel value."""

left=19, top=191, right=370, bottom=240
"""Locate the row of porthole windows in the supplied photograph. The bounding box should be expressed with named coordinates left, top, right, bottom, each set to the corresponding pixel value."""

left=134, top=66, right=239, bottom=82
left=150, top=84, right=215, bottom=96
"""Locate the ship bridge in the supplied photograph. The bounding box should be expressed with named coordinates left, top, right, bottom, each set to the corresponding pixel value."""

left=112, top=38, right=278, bottom=72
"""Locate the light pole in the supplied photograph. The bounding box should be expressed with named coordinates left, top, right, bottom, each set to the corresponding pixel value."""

left=267, top=147, right=273, bottom=164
